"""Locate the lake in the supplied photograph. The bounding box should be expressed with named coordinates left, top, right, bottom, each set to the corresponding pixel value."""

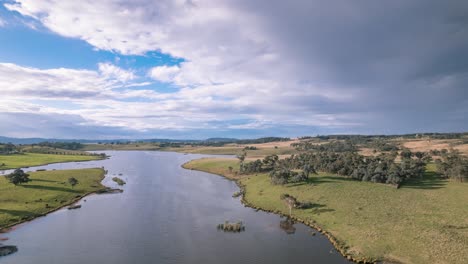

left=1, top=151, right=350, bottom=263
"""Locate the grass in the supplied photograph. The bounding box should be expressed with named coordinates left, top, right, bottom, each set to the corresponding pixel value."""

left=0, top=153, right=102, bottom=170
left=82, top=142, right=298, bottom=156
left=82, top=143, right=161, bottom=151
left=183, top=158, right=240, bottom=178
left=112, top=177, right=126, bottom=186
left=0, top=168, right=106, bottom=230
left=184, top=158, right=468, bottom=264
left=82, top=137, right=468, bottom=157
left=171, top=145, right=297, bottom=156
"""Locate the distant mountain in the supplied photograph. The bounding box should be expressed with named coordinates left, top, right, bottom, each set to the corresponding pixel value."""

left=0, top=136, right=64, bottom=144
left=204, top=137, right=238, bottom=142
left=0, top=136, right=289, bottom=145
left=0, top=136, right=232, bottom=144
left=0, top=136, right=200, bottom=144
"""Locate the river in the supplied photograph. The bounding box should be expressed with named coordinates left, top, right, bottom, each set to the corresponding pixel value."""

left=1, top=151, right=350, bottom=264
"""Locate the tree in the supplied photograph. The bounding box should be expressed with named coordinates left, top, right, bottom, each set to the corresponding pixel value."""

left=400, top=149, right=413, bottom=160
left=236, top=151, right=247, bottom=173
left=303, top=164, right=316, bottom=178
left=68, top=177, right=79, bottom=188
left=280, top=194, right=297, bottom=216
left=414, top=151, right=425, bottom=160
left=237, top=151, right=246, bottom=163
left=262, top=154, right=279, bottom=170
left=270, top=168, right=295, bottom=185
left=6, top=169, right=30, bottom=186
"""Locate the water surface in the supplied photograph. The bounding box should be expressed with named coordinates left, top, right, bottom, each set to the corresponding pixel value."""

left=1, top=151, right=350, bottom=264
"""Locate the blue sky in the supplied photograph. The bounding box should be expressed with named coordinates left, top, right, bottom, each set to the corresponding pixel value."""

left=0, top=0, right=467, bottom=139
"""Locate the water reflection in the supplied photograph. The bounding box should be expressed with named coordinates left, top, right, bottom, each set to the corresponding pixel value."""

left=279, top=217, right=296, bottom=234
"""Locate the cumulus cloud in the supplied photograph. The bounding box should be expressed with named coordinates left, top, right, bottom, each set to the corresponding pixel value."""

left=0, top=62, right=141, bottom=99
left=1, top=0, right=468, bottom=138
left=148, top=65, right=180, bottom=83
left=98, top=62, right=135, bottom=82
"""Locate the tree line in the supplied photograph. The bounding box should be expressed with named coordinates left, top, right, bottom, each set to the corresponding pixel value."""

left=36, top=142, right=84, bottom=150
left=435, top=150, right=468, bottom=182
left=0, top=143, right=19, bottom=154
left=238, top=147, right=434, bottom=187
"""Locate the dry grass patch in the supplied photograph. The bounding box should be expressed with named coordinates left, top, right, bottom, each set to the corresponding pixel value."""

left=403, top=139, right=468, bottom=156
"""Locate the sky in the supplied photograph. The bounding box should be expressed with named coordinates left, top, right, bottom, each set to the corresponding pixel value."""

left=0, top=0, right=467, bottom=139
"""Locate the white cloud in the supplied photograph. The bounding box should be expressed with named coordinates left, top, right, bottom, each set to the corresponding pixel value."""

left=0, top=62, right=141, bottom=99
left=148, top=65, right=180, bottom=83
left=0, top=17, right=6, bottom=27
left=98, top=62, right=135, bottom=82
left=2, top=0, right=467, bottom=137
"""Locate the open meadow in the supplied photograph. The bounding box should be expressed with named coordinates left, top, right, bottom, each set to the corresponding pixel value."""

left=0, top=168, right=106, bottom=230
left=184, top=159, right=468, bottom=263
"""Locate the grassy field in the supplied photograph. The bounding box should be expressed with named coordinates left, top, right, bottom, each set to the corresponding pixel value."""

left=184, top=159, right=468, bottom=264
left=0, top=153, right=102, bottom=170
left=82, top=143, right=161, bottom=151
left=81, top=137, right=468, bottom=158
left=82, top=142, right=298, bottom=156
left=0, top=168, right=106, bottom=230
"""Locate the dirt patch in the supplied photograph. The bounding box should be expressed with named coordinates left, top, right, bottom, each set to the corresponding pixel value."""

left=240, top=139, right=299, bottom=149
left=403, top=139, right=468, bottom=155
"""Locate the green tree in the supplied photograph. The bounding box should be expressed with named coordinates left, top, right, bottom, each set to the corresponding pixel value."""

left=262, top=154, right=279, bottom=170
left=400, top=149, right=413, bottom=160
left=6, top=169, right=30, bottom=186
left=68, top=177, right=79, bottom=188
left=414, top=151, right=425, bottom=160
left=237, top=151, right=247, bottom=173
left=303, top=164, right=317, bottom=178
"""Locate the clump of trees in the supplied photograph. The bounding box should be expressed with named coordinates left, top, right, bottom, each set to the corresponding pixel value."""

left=240, top=146, right=428, bottom=187
left=6, top=169, right=30, bottom=186
left=292, top=140, right=357, bottom=152
left=243, top=146, right=258, bottom=150
left=367, top=139, right=400, bottom=151
left=283, top=150, right=426, bottom=186
left=292, top=137, right=400, bottom=153
left=429, top=149, right=449, bottom=156
left=270, top=169, right=303, bottom=185
left=434, top=150, right=468, bottom=182
left=307, top=133, right=467, bottom=141
left=236, top=137, right=290, bottom=144
left=36, top=142, right=84, bottom=150
left=0, top=143, right=19, bottom=154
left=158, top=142, right=182, bottom=148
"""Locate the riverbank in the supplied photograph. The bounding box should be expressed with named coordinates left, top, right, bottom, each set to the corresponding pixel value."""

left=0, top=153, right=104, bottom=171
left=0, top=168, right=107, bottom=231
left=82, top=141, right=298, bottom=157
left=183, top=158, right=468, bottom=264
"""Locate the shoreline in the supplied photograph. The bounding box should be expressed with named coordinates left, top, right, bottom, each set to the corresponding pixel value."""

left=0, top=155, right=106, bottom=172
left=0, top=168, right=122, bottom=234
left=0, top=188, right=104, bottom=233
left=181, top=160, right=377, bottom=264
